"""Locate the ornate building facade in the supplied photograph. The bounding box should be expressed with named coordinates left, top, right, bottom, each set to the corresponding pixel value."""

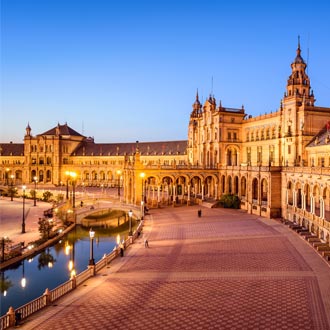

left=1, top=42, right=330, bottom=245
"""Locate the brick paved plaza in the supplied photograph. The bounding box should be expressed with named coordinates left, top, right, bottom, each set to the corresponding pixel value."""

left=16, top=206, right=330, bottom=330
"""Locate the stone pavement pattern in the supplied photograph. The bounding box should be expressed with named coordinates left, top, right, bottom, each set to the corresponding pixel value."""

left=18, top=207, right=330, bottom=330
left=0, top=198, right=52, bottom=246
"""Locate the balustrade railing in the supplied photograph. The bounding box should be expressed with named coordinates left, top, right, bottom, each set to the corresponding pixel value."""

left=0, top=219, right=144, bottom=329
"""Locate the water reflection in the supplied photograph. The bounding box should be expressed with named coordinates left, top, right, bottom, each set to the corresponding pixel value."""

left=0, top=225, right=126, bottom=316
left=37, top=248, right=56, bottom=270
left=0, top=271, right=13, bottom=297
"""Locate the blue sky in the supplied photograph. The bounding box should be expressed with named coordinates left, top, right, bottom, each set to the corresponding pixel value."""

left=1, top=0, right=330, bottom=143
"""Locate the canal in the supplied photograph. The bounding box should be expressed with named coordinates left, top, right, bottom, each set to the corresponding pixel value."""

left=0, top=225, right=128, bottom=316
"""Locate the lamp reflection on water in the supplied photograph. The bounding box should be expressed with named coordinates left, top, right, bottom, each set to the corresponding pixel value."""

left=21, top=260, right=26, bottom=288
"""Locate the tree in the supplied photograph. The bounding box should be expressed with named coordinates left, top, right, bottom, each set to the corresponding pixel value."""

left=30, top=189, right=36, bottom=199
left=219, top=194, right=240, bottom=209
left=1, top=237, right=12, bottom=262
left=38, top=218, right=55, bottom=239
left=42, top=191, right=53, bottom=202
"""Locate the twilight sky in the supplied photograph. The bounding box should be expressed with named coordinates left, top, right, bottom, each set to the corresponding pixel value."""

left=1, top=0, right=330, bottom=143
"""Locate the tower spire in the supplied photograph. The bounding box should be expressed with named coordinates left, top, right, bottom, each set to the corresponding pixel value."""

left=297, top=35, right=301, bottom=57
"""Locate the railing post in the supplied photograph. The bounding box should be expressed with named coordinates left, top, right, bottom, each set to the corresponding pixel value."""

left=7, top=306, right=15, bottom=327
left=71, top=275, right=77, bottom=289
left=88, top=265, right=95, bottom=276
left=43, top=288, right=51, bottom=305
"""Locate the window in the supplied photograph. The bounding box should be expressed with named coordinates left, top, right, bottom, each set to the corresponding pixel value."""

left=257, top=147, right=262, bottom=163
left=247, top=147, right=251, bottom=164
left=269, top=146, right=274, bottom=163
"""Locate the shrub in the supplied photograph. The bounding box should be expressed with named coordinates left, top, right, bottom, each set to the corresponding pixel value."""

left=42, top=191, right=53, bottom=202
left=219, top=194, right=240, bottom=209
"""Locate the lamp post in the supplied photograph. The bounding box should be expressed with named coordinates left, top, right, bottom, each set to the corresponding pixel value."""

left=10, top=174, right=14, bottom=201
left=22, top=185, right=26, bottom=233
left=71, top=172, right=77, bottom=208
left=5, top=168, right=9, bottom=185
left=89, top=228, right=95, bottom=266
left=1, top=237, right=5, bottom=263
left=128, top=209, right=133, bottom=236
left=140, top=173, right=145, bottom=219
left=65, top=171, right=77, bottom=207
left=116, top=170, right=121, bottom=197
left=65, top=171, right=70, bottom=200
left=33, top=176, right=38, bottom=206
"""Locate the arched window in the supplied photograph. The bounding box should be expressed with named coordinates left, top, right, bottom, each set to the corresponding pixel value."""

left=287, top=182, right=293, bottom=205
left=228, top=176, right=232, bottom=194
left=252, top=178, right=258, bottom=200
left=241, top=177, right=247, bottom=197
left=261, top=179, right=268, bottom=202
left=39, top=170, right=44, bottom=182
left=234, top=176, right=239, bottom=195
left=46, top=170, right=51, bottom=182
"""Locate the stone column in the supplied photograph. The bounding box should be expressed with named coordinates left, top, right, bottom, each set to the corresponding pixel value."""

left=320, top=197, right=324, bottom=219
left=187, top=184, right=191, bottom=205
left=302, top=192, right=306, bottom=210
left=286, top=189, right=289, bottom=205
left=310, top=195, right=314, bottom=214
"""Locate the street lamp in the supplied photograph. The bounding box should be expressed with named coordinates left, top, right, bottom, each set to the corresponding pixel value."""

left=65, top=171, right=70, bottom=200
left=1, top=237, right=6, bottom=263
left=65, top=171, right=77, bottom=207
left=71, top=172, right=77, bottom=208
left=128, top=210, right=133, bottom=236
left=117, top=170, right=121, bottom=197
left=22, top=185, right=26, bottom=233
left=140, top=172, right=145, bottom=219
left=33, top=176, right=38, bottom=206
left=5, top=168, right=9, bottom=185
left=89, top=228, right=95, bottom=266
left=10, top=174, right=14, bottom=201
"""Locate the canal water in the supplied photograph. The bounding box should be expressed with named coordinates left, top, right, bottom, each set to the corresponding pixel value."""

left=0, top=225, right=128, bottom=316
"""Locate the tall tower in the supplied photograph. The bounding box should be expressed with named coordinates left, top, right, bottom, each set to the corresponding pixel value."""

left=188, top=91, right=202, bottom=165
left=281, top=38, right=315, bottom=166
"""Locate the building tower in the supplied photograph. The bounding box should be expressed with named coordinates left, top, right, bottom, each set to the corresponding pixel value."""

left=281, top=37, right=315, bottom=166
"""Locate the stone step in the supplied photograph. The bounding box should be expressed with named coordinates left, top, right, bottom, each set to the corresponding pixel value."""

left=296, top=228, right=308, bottom=233
left=312, top=241, right=325, bottom=248
left=299, top=231, right=311, bottom=236
left=290, top=224, right=302, bottom=230
left=317, top=245, right=330, bottom=252
left=307, top=237, right=321, bottom=243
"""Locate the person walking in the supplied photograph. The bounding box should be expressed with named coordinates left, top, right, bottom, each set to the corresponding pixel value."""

left=144, top=239, right=149, bottom=248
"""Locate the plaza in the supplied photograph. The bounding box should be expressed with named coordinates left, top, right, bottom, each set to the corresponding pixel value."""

left=13, top=205, right=330, bottom=330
